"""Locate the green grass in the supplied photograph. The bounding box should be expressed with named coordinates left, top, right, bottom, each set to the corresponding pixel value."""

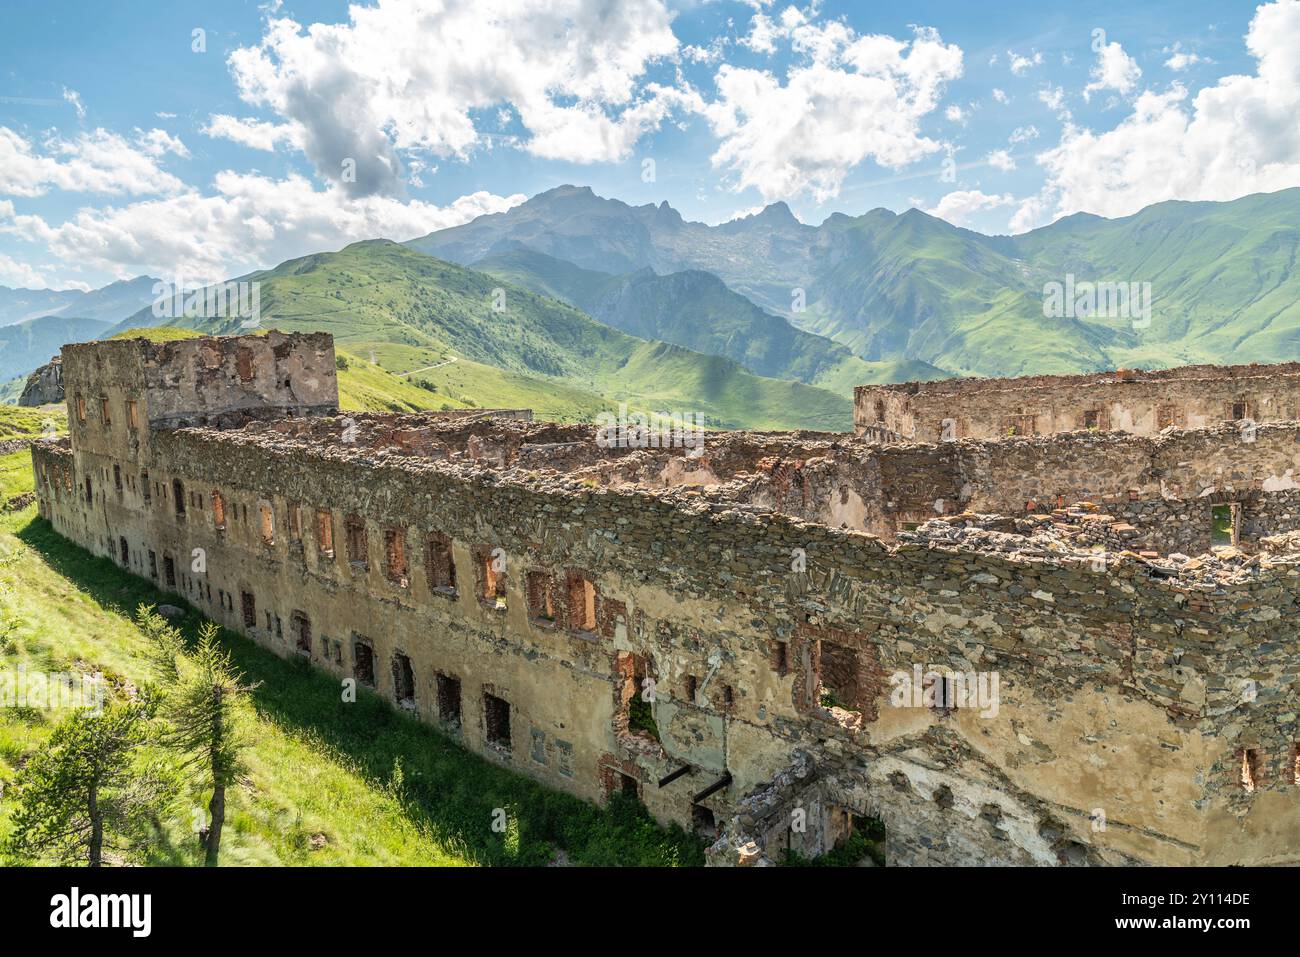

left=0, top=408, right=703, bottom=866
left=110, top=240, right=853, bottom=430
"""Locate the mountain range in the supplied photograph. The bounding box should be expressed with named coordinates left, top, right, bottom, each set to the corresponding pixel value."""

left=8, top=184, right=1300, bottom=431
left=0, top=275, right=159, bottom=328
left=409, top=184, right=1300, bottom=378
left=108, top=240, right=853, bottom=430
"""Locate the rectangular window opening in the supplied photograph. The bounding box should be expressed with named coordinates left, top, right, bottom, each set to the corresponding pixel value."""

left=259, top=502, right=275, bottom=545
left=484, top=692, right=511, bottom=751
left=384, top=528, right=409, bottom=586
left=345, top=516, right=368, bottom=568
left=425, top=533, right=456, bottom=593
left=815, top=639, right=864, bottom=715
left=566, top=570, right=597, bottom=633
left=316, top=508, right=335, bottom=558
left=392, top=652, right=415, bottom=705
left=526, top=570, right=556, bottom=624
left=436, top=673, right=462, bottom=728
left=291, top=610, right=312, bottom=655
left=353, top=636, right=375, bottom=687
left=1211, top=503, right=1240, bottom=548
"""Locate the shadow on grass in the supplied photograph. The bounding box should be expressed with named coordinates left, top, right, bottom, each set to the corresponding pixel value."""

left=16, top=516, right=704, bottom=867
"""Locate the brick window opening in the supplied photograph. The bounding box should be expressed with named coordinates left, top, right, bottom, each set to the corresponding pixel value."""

left=113, top=464, right=122, bottom=492
left=259, top=502, right=275, bottom=545
left=291, top=610, right=312, bottom=655
left=173, top=479, right=185, bottom=517
left=484, top=692, right=511, bottom=751
left=436, top=673, right=462, bottom=728
left=1082, top=409, right=1100, bottom=430
left=332, top=641, right=342, bottom=665
left=288, top=504, right=302, bottom=545
left=617, top=651, right=659, bottom=742
left=345, top=516, right=368, bottom=568
left=84, top=475, right=92, bottom=503
left=148, top=550, right=157, bottom=579
left=723, top=684, right=734, bottom=709
left=236, top=346, right=254, bottom=382
left=1240, top=748, right=1262, bottom=793
left=566, top=571, right=597, bottom=633
left=383, top=528, right=409, bottom=586
left=164, top=555, right=176, bottom=589
left=1211, top=503, right=1240, bottom=548
left=526, top=570, right=556, bottom=624
left=126, top=399, right=139, bottom=430
left=816, top=639, right=863, bottom=713
left=392, top=652, right=415, bottom=705
left=425, top=533, right=456, bottom=593
left=1156, top=404, right=1181, bottom=430
left=100, top=396, right=111, bottom=427
left=118, top=536, right=128, bottom=565
left=616, top=772, right=640, bottom=801
left=316, top=508, right=334, bottom=558
left=684, top=674, right=698, bottom=703
left=320, top=636, right=331, bottom=659
left=771, top=640, right=789, bottom=677
left=241, top=591, right=256, bottom=629
left=141, top=471, right=151, bottom=503
left=476, top=547, right=507, bottom=609
left=1232, top=399, right=1250, bottom=421
left=75, top=393, right=86, bottom=423
left=353, top=636, right=375, bottom=686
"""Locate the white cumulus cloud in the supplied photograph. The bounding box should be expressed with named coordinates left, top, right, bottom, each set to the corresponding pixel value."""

left=925, top=189, right=1015, bottom=227
left=223, top=0, right=684, bottom=197
left=1084, top=41, right=1142, bottom=101
left=0, top=127, right=188, bottom=198
left=0, top=174, right=524, bottom=284
left=701, top=21, right=963, bottom=202
left=1017, top=0, right=1300, bottom=227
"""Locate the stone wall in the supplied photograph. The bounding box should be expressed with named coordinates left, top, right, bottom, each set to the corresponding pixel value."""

left=856, top=361, right=1300, bottom=440
left=28, top=333, right=1300, bottom=867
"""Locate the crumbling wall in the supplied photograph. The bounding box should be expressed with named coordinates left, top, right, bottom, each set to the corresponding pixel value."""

left=857, top=361, right=1300, bottom=440
left=29, top=334, right=1300, bottom=867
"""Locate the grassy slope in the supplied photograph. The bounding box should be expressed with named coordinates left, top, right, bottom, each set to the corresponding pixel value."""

left=475, top=247, right=946, bottom=395
left=0, top=406, right=701, bottom=866
left=110, top=241, right=852, bottom=430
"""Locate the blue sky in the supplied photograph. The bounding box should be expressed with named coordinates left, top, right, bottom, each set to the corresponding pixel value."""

left=0, top=0, right=1288, bottom=289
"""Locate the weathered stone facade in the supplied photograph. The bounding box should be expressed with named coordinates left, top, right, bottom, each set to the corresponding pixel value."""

left=856, top=361, right=1300, bottom=441
left=30, top=333, right=1300, bottom=866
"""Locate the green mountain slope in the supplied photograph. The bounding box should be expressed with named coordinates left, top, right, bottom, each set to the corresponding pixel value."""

left=111, top=241, right=852, bottom=430
left=410, top=184, right=1300, bottom=378
left=475, top=246, right=946, bottom=395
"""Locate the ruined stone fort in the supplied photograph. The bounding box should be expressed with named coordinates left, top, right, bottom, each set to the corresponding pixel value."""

left=30, top=333, right=1300, bottom=865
